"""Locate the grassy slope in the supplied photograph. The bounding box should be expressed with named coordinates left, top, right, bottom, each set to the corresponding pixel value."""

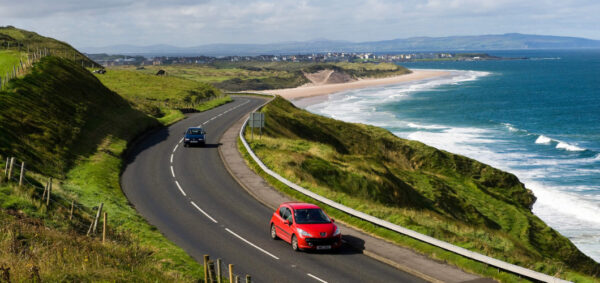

left=0, top=57, right=203, bottom=280
left=0, top=26, right=98, bottom=67
left=93, top=67, right=229, bottom=122
left=245, top=97, right=599, bottom=281
left=0, top=183, right=191, bottom=282
left=0, top=50, right=26, bottom=76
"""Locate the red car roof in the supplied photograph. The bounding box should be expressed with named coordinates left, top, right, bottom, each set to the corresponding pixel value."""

left=283, top=202, right=321, bottom=210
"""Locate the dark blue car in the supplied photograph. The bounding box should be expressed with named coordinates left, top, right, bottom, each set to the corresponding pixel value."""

left=183, top=127, right=206, bottom=147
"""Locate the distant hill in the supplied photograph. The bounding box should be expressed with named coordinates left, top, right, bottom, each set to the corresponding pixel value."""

left=81, top=33, right=600, bottom=56
left=1, top=26, right=99, bottom=67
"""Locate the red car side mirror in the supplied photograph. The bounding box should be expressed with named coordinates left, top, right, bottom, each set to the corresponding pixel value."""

left=283, top=220, right=290, bottom=226
left=331, top=218, right=335, bottom=223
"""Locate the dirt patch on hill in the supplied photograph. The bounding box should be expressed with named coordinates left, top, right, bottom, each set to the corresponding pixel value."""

left=303, top=69, right=356, bottom=86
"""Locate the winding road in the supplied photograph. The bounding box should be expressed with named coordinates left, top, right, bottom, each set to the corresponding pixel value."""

left=121, top=96, right=426, bottom=282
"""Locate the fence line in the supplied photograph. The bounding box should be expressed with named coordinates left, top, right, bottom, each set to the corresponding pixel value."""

left=0, top=155, right=252, bottom=281
left=1, top=156, right=105, bottom=235
left=1, top=46, right=98, bottom=91
left=239, top=96, right=570, bottom=283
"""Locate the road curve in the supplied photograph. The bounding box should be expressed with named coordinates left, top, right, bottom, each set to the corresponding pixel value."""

left=121, top=96, right=426, bottom=283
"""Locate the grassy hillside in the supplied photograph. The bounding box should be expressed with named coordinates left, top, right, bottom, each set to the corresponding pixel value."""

left=0, top=182, right=196, bottom=281
left=0, top=50, right=27, bottom=76
left=0, top=57, right=157, bottom=177
left=0, top=26, right=98, bottom=67
left=245, top=97, right=600, bottom=281
left=93, top=67, right=229, bottom=124
left=0, top=56, right=205, bottom=280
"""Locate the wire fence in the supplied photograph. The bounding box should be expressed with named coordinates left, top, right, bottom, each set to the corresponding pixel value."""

left=0, top=155, right=253, bottom=282
left=0, top=46, right=99, bottom=91
left=1, top=156, right=104, bottom=236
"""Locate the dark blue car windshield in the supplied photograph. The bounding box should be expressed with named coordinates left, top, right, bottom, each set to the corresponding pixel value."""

left=294, top=209, right=331, bottom=224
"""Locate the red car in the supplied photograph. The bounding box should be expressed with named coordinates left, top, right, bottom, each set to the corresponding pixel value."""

left=270, top=202, right=342, bottom=251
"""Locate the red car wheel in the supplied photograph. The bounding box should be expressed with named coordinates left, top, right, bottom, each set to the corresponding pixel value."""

left=270, top=224, right=278, bottom=240
left=291, top=235, right=299, bottom=251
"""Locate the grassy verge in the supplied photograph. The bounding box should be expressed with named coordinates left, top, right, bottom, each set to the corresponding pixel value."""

left=236, top=97, right=599, bottom=282
left=0, top=56, right=235, bottom=281
left=0, top=186, right=197, bottom=281
left=237, top=138, right=524, bottom=282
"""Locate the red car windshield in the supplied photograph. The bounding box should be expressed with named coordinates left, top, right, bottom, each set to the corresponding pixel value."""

left=294, top=208, right=331, bottom=224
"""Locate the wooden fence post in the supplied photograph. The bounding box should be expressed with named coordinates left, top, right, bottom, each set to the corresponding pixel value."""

left=234, top=275, right=239, bottom=283
left=207, top=260, right=214, bottom=283
left=203, top=255, right=209, bottom=283
left=91, top=203, right=103, bottom=234
left=228, top=264, right=234, bottom=283
left=46, top=177, right=52, bottom=206
left=18, top=162, right=25, bottom=187
left=216, top=259, right=222, bottom=283
left=42, top=181, right=48, bottom=200
left=245, top=275, right=251, bottom=283
left=102, top=212, right=107, bottom=244
left=69, top=200, right=74, bottom=220
left=7, top=157, right=15, bottom=181
left=3, top=157, right=8, bottom=181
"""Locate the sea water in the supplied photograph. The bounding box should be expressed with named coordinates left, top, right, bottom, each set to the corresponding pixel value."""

left=303, top=50, right=600, bottom=262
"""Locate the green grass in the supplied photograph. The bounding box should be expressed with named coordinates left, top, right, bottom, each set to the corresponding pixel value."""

left=93, top=67, right=226, bottom=120
left=0, top=56, right=238, bottom=281
left=239, top=96, right=600, bottom=282
left=0, top=50, right=26, bottom=76
left=1, top=26, right=99, bottom=67
left=0, top=177, right=202, bottom=282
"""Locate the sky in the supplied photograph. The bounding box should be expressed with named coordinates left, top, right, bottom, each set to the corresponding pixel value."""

left=1, top=0, right=599, bottom=48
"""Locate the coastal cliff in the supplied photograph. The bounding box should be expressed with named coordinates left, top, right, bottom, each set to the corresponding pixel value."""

left=247, top=96, right=600, bottom=278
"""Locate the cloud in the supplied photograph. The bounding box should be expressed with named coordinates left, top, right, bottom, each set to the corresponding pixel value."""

left=0, top=0, right=598, bottom=48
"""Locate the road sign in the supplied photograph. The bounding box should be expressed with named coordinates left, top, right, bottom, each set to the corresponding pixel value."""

left=249, top=112, right=265, bottom=140
left=249, top=112, right=264, bottom=128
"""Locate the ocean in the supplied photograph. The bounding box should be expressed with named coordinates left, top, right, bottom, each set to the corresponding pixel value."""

left=302, top=50, right=600, bottom=262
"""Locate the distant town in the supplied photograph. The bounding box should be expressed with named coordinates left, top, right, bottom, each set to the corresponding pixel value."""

left=87, top=52, right=512, bottom=67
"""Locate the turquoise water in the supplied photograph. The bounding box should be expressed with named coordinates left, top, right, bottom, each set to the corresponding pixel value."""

left=303, top=50, right=600, bottom=261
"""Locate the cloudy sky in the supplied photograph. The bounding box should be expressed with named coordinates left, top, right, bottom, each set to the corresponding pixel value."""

left=1, top=0, right=599, bottom=48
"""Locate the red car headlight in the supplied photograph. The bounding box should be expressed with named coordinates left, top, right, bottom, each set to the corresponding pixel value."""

left=297, top=228, right=313, bottom=237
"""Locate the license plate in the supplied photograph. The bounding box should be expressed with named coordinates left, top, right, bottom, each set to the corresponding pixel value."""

left=316, top=245, right=331, bottom=250
left=190, top=141, right=198, bottom=143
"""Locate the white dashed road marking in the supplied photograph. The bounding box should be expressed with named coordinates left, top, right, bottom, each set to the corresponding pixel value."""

left=225, top=228, right=280, bottom=260
left=174, top=180, right=187, bottom=196
left=190, top=201, right=218, bottom=223
left=307, top=273, right=328, bottom=283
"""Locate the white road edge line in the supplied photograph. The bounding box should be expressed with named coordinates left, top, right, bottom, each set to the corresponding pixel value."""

left=174, top=144, right=179, bottom=151
left=307, top=273, right=328, bottom=283
left=174, top=180, right=187, bottom=196
left=170, top=154, right=174, bottom=163
left=170, top=166, right=175, bottom=178
left=224, top=228, right=279, bottom=260
left=190, top=201, right=218, bottom=223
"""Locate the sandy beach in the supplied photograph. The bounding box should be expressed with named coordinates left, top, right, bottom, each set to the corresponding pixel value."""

left=255, top=69, right=450, bottom=101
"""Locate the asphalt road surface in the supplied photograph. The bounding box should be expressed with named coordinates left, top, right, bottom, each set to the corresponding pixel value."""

left=122, top=96, right=426, bottom=283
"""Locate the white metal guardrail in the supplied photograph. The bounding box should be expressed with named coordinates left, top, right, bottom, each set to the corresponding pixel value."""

left=239, top=95, right=570, bottom=283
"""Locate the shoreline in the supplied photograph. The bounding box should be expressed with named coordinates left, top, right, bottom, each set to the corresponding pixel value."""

left=253, top=69, right=451, bottom=103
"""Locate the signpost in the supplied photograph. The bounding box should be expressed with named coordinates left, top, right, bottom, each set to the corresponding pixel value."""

left=248, top=112, right=265, bottom=140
